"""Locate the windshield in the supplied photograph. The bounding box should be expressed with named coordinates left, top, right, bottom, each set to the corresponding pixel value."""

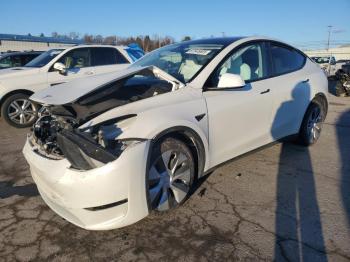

left=25, top=49, right=63, bottom=67
left=131, top=42, right=225, bottom=83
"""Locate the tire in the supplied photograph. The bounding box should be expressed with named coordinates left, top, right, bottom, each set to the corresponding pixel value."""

left=147, top=137, right=195, bottom=212
left=298, top=98, right=326, bottom=146
left=1, top=93, right=38, bottom=128
left=336, top=81, right=347, bottom=97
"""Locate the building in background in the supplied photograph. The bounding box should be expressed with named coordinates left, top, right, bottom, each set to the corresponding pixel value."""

left=0, top=34, right=83, bottom=53
left=304, top=45, right=350, bottom=61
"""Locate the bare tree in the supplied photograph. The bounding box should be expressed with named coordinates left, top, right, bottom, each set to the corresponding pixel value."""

left=83, top=34, right=94, bottom=43
left=48, top=31, right=176, bottom=50
left=103, top=35, right=117, bottom=45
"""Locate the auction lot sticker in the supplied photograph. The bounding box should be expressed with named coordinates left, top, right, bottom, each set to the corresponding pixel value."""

left=186, top=49, right=211, bottom=55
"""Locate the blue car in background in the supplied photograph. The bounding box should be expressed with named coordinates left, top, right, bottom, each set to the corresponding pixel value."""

left=125, top=43, right=145, bottom=62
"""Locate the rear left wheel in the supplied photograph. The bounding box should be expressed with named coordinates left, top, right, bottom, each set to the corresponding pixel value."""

left=147, top=137, right=195, bottom=211
left=298, top=98, right=326, bottom=146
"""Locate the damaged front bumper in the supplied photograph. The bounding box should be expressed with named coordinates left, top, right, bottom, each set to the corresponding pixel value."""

left=23, top=136, right=151, bottom=230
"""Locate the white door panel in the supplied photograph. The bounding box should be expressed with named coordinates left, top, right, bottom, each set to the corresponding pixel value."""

left=269, top=70, right=311, bottom=140
left=204, top=81, right=272, bottom=167
left=47, top=67, right=96, bottom=86
left=94, top=64, right=129, bottom=75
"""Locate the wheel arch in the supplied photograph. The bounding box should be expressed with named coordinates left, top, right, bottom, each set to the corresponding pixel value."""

left=313, top=92, right=328, bottom=114
left=152, top=126, right=206, bottom=179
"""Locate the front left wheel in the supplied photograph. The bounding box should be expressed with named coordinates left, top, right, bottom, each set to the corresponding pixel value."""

left=147, top=137, right=195, bottom=211
left=1, top=93, right=38, bottom=128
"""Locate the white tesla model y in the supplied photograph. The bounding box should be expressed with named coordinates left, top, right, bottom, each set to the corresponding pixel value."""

left=23, top=37, right=328, bottom=230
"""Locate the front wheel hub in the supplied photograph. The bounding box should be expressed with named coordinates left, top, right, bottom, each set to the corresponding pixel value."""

left=148, top=150, right=191, bottom=211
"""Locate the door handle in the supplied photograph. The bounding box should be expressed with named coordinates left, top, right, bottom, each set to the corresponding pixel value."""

left=50, top=82, right=66, bottom=86
left=85, top=71, right=94, bottom=75
left=302, top=78, right=309, bottom=83
left=260, top=89, right=270, bottom=94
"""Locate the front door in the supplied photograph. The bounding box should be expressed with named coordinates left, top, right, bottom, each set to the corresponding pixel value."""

left=203, top=42, right=273, bottom=167
left=47, top=47, right=95, bottom=86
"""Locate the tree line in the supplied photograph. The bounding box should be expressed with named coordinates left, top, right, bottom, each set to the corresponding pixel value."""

left=39, top=32, right=192, bottom=52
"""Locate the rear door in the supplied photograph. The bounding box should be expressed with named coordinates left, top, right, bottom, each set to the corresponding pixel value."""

left=267, top=42, right=311, bottom=140
left=91, top=47, right=130, bottom=75
left=47, top=47, right=94, bottom=86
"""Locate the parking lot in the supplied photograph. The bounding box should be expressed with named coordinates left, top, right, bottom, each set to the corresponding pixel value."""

left=0, top=83, right=349, bottom=261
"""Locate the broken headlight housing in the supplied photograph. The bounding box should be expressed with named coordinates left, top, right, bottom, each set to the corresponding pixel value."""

left=59, top=116, right=145, bottom=170
left=93, top=116, right=145, bottom=157
left=57, top=128, right=145, bottom=170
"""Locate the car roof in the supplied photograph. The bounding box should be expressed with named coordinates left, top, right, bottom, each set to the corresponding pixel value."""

left=70, top=44, right=128, bottom=49
left=0, top=51, right=43, bottom=57
left=180, top=37, right=244, bottom=46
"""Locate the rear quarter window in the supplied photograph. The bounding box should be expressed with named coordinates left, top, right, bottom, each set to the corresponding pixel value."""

left=270, top=44, right=306, bottom=75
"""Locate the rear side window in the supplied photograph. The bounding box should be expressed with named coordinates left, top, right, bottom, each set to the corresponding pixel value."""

left=270, top=44, right=305, bottom=75
left=91, top=47, right=128, bottom=66
left=21, top=54, right=38, bottom=65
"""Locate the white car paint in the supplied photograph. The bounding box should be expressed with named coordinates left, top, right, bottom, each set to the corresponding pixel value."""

left=23, top=36, right=328, bottom=230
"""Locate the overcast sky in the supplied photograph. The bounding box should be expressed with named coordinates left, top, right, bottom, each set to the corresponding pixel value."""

left=1, top=0, right=349, bottom=49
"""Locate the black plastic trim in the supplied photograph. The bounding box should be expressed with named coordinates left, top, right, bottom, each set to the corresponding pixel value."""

left=85, top=199, right=128, bottom=211
left=195, top=113, right=206, bottom=122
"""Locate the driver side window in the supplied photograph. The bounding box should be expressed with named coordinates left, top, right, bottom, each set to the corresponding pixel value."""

left=209, top=43, right=266, bottom=86
left=57, top=48, right=91, bottom=69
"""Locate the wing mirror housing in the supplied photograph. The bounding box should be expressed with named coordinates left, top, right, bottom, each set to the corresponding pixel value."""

left=217, top=73, right=245, bottom=89
left=53, top=62, right=67, bottom=75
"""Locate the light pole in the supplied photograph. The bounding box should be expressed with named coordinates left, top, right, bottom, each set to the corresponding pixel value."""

left=327, top=25, right=333, bottom=51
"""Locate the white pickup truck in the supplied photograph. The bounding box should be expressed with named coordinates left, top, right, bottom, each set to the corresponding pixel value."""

left=311, top=56, right=346, bottom=78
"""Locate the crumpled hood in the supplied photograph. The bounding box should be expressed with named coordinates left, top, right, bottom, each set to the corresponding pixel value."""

left=30, top=66, right=182, bottom=105
left=0, top=67, right=40, bottom=79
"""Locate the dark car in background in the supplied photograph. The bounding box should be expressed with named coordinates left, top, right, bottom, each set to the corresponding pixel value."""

left=0, top=51, right=43, bottom=69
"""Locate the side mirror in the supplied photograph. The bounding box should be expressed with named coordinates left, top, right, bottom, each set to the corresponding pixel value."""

left=53, top=62, right=67, bottom=75
left=217, top=73, right=245, bottom=89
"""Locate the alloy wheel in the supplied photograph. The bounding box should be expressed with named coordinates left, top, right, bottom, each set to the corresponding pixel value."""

left=307, top=105, right=323, bottom=144
left=148, top=150, right=192, bottom=211
left=7, top=99, right=36, bottom=125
